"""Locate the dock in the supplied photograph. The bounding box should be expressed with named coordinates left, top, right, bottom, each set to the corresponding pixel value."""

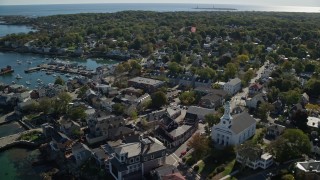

left=24, top=64, right=97, bottom=77
left=24, top=67, right=42, bottom=73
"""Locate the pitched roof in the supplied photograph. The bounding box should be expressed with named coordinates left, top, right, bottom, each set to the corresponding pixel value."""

left=230, top=111, right=256, bottom=134
left=227, top=78, right=241, bottom=86
left=187, top=106, right=215, bottom=117
left=169, top=125, right=192, bottom=138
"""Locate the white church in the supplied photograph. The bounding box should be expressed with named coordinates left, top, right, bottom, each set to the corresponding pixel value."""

left=211, top=101, right=257, bottom=146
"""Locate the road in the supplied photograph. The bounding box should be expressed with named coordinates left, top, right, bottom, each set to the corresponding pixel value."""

left=230, top=61, right=268, bottom=110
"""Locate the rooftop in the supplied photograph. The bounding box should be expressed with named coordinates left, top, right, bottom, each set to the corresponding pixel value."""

left=231, top=111, right=256, bottom=134
left=227, top=78, right=241, bottom=86
left=129, top=77, right=164, bottom=86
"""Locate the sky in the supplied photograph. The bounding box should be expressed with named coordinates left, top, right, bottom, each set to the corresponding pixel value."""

left=0, top=0, right=319, bottom=7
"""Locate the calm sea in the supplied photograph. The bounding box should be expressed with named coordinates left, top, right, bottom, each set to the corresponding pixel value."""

left=0, top=3, right=319, bottom=17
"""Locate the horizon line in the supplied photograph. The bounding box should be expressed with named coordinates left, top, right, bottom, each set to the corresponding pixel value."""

left=0, top=2, right=315, bottom=7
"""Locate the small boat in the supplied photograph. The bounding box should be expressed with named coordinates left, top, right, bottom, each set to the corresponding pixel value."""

left=12, top=81, right=16, bottom=84
left=32, top=57, right=36, bottom=60
left=26, top=81, right=31, bottom=85
left=52, top=74, right=57, bottom=77
left=65, top=73, right=71, bottom=77
left=17, top=60, right=22, bottom=64
left=37, top=79, right=42, bottom=83
left=28, top=61, right=32, bottom=64
left=45, top=58, right=49, bottom=60
left=46, top=71, right=54, bottom=75
left=15, top=74, right=22, bottom=79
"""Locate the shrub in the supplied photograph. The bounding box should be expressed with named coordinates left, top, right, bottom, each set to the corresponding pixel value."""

left=182, top=157, right=186, bottom=162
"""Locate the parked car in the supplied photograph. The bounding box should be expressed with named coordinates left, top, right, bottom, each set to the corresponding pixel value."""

left=180, top=151, right=187, bottom=157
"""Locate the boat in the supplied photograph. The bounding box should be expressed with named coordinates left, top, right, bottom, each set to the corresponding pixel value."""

left=15, top=74, right=23, bottom=79
left=45, top=58, right=49, bottom=60
left=65, top=73, right=71, bottom=77
left=28, top=61, right=32, bottom=64
left=0, top=65, right=14, bottom=75
left=11, top=81, right=16, bottom=84
left=32, top=57, right=36, bottom=60
left=17, top=60, right=22, bottom=64
left=26, top=81, right=31, bottom=85
left=46, top=71, right=54, bottom=75
left=37, top=79, right=42, bottom=83
left=52, top=74, right=57, bottom=77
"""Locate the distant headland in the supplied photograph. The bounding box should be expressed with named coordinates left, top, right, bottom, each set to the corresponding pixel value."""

left=193, top=5, right=237, bottom=11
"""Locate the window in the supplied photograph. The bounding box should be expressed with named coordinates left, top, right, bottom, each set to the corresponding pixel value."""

left=130, top=158, right=134, bottom=164
left=135, top=156, right=140, bottom=162
left=151, top=155, right=154, bottom=159
left=144, top=157, right=148, bottom=161
left=162, top=151, right=166, bottom=156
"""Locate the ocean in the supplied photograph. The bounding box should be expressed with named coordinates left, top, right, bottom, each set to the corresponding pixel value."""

left=0, top=3, right=319, bottom=17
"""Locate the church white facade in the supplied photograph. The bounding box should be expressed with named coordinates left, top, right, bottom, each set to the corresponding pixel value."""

left=211, top=102, right=256, bottom=146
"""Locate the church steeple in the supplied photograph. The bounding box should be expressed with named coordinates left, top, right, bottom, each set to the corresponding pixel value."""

left=220, top=101, right=233, bottom=127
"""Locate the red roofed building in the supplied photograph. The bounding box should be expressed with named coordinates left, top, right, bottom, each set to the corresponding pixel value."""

left=162, top=172, right=186, bottom=180
left=249, top=83, right=263, bottom=96
left=191, top=26, right=196, bottom=33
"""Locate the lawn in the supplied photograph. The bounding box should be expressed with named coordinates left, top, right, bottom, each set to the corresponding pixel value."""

left=222, top=160, right=236, bottom=176
left=18, top=130, right=43, bottom=142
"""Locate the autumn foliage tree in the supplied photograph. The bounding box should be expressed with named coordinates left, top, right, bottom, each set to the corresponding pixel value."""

left=187, top=132, right=211, bottom=159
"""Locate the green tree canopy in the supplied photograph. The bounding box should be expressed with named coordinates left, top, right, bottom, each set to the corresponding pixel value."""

left=54, top=76, right=65, bottom=85
left=151, top=91, right=168, bottom=108
left=266, top=129, right=311, bottom=162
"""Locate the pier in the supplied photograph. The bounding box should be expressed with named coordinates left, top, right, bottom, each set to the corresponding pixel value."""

left=24, top=64, right=97, bottom=77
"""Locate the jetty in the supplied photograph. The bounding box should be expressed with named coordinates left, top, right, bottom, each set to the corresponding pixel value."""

left=0, top=112, right=15, bottom=125
left=0, top=128, right=42, bottom=152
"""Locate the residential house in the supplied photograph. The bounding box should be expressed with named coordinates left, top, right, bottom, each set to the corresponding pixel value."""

left=92, top=147, right=110, bottom=168
left=86, top=114, right=133, bottom=144
left=249, top=83, right=263, bottom=96
left=301, top=92, right=310, bottom=105
left=128, top=77, right=165, bottom=93
left=265, top=123, right=286, bottom=139
left=211, top=102, right=256, bottom=146
left=166, top=74, right=179, bottom=86
left=296, top=160, right=320, bottom=174
left=72, top=143, right=92, bottom=166
left=156, top=115, right=195, bottom=148
left=152, top=164, right=185, bottom=180
left=178, top=75, right=195, bottom=88
left=60, top=119, right=82, bottom=137
left=194, top=77, right=212, bottom=88
left=184, top=106, right=215, bottom=124
left=236, top=146, right=273, bottom=170
left=271, top=99, right=284, bottom=115
left=199, top=93, right=225, bottom=109
left=224, top=78, right=242, bottom=95
left=245, top=93, right=267, bottom=109
left=109, top=136, right=167, bottom=180
left=166, top=107, right=181, bottom=119
left=49, top=131, right=72, bottom=152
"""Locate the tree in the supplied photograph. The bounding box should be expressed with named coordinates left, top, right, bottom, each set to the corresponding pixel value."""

left=38, top=97, right=52, bottom=114
left=112, top=103, right=125, bottom=115
left=187, top=133, right=210, bottom=159
left=151, top=91, right=168, bottom=108
left=266, top=129, right=311, bottom=162
left=267, top=86, right=280, bottom=103
left=243, top=69, right=255, bottom=85
left=280, top=89, right=301, bottom=105
left=196, top=67, right=217, bottom=79
left=205, top=114, right=221, bottom=127
left=179, top=91, right=196, bottom=105
left=291, top=109, right=308, bottom=131
left=53, top=92, right=72, bottom=114
left=224, top=63, right=238, bottom=80
left=257, top=102, right=274, bottom=121
left=68, top=106, right=86, bottom=120
left=305, top=78, right=320, bottom=97
left=236, top=54, right=249, bottom=64
left=54, top=76, right=65, bottom=85
left=168, top=62, right=182, bottom=74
